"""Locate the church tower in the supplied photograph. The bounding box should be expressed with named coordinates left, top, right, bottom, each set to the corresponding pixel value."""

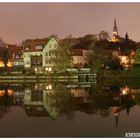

left=110, top=19, right=120, bottom=42
left=113, top=19, right=118, bottom=36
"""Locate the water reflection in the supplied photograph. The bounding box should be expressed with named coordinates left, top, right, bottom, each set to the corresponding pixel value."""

left=0, top=82, right=139, bottom=128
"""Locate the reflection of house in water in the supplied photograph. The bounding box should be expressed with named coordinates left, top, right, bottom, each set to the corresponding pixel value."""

left=111, top=106, right=120, bottom=128
left=67, top=84, right=91, bottom=104
left=24, top=83, right=61, bottom=119
left=0, top=83, right=138, bottom=128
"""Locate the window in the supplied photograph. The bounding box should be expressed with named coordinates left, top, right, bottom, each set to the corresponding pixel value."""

left=26, top=61, right=30, bottom=64
left=49, top=52, right=51, bottom=56
left=15, top=54, right=20, bottom=59
left=35, top=45, right=42, bottom=50
left=49, top=44, right=51, bottom=48
left=46, top=52, right=48, bottom=56
left=55, top=53, right=58, bottom=57
left=54, top=44, right=58, bottom=48
left=25, top=47, right=29, bottom=50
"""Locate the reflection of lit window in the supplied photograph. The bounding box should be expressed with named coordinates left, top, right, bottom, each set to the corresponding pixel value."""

left=35, top=67, right=37, bottom=72
left=48, top=67, right=52, bottom=72
left=8, top=89, right=14, bottom=96
left=0, top=61, right=4, bottom=67
left=46, top=85, right=52, bottom=90
left=48, top=85, right=52, bottom=89
left=0, top=90, right=5, bottom=96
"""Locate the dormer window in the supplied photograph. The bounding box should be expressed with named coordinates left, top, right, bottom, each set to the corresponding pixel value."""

left=15, top=54, right=20, bottom=59
left=25, top=47, right=29, bottom=50
left=35, top=45, right=42, bottom=50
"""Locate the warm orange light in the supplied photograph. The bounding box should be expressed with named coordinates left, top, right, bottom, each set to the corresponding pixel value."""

left=121, top=86, right=130, bottom=95
left=7, top=61, right=13, bottom=67
left=46, top=84, right=52, bottom=90
left=0, top=90, right=5, bottom=96
left=0, top=61, right=4, bottom=67
left=7, top=89, right=14, bottom=96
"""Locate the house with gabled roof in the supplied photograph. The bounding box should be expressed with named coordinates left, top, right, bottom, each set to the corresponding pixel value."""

left=23, top=36, right=59, bottom=72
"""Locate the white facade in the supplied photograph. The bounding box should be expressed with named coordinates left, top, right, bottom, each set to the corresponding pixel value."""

left=42, top=37, right=59, bottom=67
left=23, top=36, right=59, bottom=71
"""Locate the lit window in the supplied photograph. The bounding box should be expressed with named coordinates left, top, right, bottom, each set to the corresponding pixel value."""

left=25, top=47, right=29, bottom=50
left=35, top=45, right=42, bottom=50
left=15, top=55, right=20, bottom=59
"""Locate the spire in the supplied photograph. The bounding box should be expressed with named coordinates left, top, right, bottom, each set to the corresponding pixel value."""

left=126, top=107, right=130, bottom=115
left=114, top=114, right=119, bottom=128
left=113, top=19, right=118, bottom=36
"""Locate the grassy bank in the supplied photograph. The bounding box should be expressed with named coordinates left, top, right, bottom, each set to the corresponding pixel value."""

left=104, top=68, right=140, bottom=79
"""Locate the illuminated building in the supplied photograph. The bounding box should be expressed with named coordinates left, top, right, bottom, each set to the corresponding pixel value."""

left=23, top=36, right=59, bottom=72
left=109, top=19, right=121, bottom=43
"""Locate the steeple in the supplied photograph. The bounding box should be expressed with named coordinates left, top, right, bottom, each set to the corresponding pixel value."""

left=114, top=114, right=119, bottom=128
left=113, top=19, right=118, bottom=36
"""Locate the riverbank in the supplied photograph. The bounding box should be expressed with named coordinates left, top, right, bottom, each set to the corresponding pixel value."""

left=104, top=68, right=140, bottom=79
left=0, top=68, right=140, bottom=83
left=0, top=72, right=97, bottom=83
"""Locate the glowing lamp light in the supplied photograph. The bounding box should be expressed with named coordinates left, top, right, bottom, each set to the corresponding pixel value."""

left=122, top=89, right=126, bottom=95
left=7, top=61, right=13, bottom=67
left=8, top=89, right=14, bottom=96
left=0, top=90, right=5, bottom=96
left=35, top=85, right=38, bottom=89
left=35, top=67, right=37, bottom=72
left=46, top=86, right=49, bottom=89
left=122, top=57, right=126, bottom=61
left=46, top=85, right=52, bottom=90
left=48, top=85, right=52, bottom=89
left=45, top=67, right=48, bottom=71
left=0, top=61, right=4, bottom=67
left=48, top=67, right=52, bottom=72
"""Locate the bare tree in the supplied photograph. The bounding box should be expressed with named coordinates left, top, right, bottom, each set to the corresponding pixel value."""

left=99, top=31, right=110, bottom=40
left=0, top=38, right=8, bottom=71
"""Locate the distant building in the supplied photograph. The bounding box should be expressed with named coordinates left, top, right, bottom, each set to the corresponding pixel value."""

left=109, top=19, right=122, bottom=43
left=70, top=45, right=93, bottom=68
left=0, top=44, right=23, bottom=69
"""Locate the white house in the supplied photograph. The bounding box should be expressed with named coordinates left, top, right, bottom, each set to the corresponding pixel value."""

left=23, top=36, right=59, bottom=72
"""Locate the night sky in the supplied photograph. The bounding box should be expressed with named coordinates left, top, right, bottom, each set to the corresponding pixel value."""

left=0, top=3, right=140, bottom=44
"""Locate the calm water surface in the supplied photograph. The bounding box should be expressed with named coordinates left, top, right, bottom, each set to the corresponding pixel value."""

left=0, top=81, right=139, bottom=137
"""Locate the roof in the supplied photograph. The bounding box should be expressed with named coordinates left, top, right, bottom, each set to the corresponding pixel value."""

left=71, top=41, right=93, bottom=50
left=23, top=38, right=48, bottom=52
left=7, top=44, right=23, bottom=59
left=71, top=49, right=83, bottom=56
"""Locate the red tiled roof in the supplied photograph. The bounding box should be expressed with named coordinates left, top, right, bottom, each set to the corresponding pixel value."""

left=23, top=38, right=48, bottom=52
left=7, top=44, right=23, bottom=58
left=71, top=49, right=83, bottom=56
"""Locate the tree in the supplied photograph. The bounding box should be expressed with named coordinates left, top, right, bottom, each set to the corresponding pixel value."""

left=99, top=31, right=110, bottom=40
left=1, top=47, right=9, bottom=71
left=134, top=48, right=140, bottom=66
left=0, top=39, right=8, bottom=72
left=87, top=42, right=104, bottom=75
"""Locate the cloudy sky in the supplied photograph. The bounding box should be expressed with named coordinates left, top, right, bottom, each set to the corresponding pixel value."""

left=0, top=3, right=140, bottom=44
